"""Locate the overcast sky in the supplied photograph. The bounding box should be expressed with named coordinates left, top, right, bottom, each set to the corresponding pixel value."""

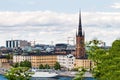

left=0, top=0, right=120, bottom=46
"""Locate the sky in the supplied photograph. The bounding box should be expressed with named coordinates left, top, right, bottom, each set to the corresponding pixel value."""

left=0, top=0, right=120, bottom=46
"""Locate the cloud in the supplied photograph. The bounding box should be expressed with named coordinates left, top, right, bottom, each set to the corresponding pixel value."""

left=0, top=11, right=120, bottom=46
left=111, top=3, right=120, bottom=9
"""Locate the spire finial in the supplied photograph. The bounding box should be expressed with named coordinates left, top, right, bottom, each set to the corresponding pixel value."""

left=78, top=11, right=82, bottom=36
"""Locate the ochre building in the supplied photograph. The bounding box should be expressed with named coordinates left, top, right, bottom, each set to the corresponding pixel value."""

left=13, top=55, right=57, bottom=68
left=74, top=59, right=91, bottom=69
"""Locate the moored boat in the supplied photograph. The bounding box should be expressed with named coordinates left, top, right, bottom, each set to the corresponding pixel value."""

left=31, top=69, right=58, bottom=77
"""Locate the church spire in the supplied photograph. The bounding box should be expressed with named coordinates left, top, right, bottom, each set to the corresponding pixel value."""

left=78, top=11, right=83, bottom=37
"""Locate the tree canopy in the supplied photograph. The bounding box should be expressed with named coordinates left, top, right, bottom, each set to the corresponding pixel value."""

left=87, top=39, right=120, bottom=80
left=5, top=67, right=33, bottom=80
left=12, top=60, right=31, bottom=68
left=20, top=60, right=31, bottom=68
left=54, top=62, right=61, bottom=70
left=39, top=64, right=50, bottom=69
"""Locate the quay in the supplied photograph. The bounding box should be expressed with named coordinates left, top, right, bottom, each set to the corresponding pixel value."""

left=57, top=71, right=92, bottom=77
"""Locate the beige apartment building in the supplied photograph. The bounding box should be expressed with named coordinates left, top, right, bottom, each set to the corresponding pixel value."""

left=13, top=55, right=57, bottom=68
left=74, top=59, right=92, bottom=69
left=31, top=55, right=57, bottom=68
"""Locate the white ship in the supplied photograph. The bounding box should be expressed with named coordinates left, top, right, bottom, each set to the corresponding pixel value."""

left=31, top=69, right=58, bottom=77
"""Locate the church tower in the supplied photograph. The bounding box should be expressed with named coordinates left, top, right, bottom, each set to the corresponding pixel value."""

left=75, top=12, right=85, bottom=59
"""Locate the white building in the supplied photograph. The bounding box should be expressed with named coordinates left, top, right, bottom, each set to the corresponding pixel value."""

left=57, top=54, right=75, bottom=70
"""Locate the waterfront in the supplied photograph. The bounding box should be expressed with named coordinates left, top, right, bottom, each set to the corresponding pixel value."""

left=0, top=75, right=7, bottom=80
left=31, top=77, right=95, bottom=80
left=0, top=75, right=95, bottom=80
left=0, top=75, right=73, bottom=80
left=31, top=76, right=73, bottom=80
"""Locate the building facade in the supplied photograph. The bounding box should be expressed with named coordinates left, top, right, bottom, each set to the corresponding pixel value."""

left=75, top=12, right=85, bottom=59
left=13, top=55, right=31, bottom=63
left=57, top=54, right=75, bottom=70
left=0, top=57, right=11, bottom=69
left=74, top=59, right=91, bottom=69
left=31, top=55, right=57, bottom=68
left=13, top=55, right=57, bottom=68
left=13, top=54, right=93, bottom=70
left=6, top=40, right=31, bottom=48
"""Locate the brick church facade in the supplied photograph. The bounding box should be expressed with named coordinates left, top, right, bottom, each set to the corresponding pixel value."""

left=75, top=12, right=86, bottom=59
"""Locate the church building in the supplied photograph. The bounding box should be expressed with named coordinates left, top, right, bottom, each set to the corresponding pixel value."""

left=75, top=12, right=86, bottom=59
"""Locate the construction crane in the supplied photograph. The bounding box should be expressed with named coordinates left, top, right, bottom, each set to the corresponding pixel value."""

left=67, top=37, right=75, bottom=45
left=30, top=40, right=36, bottom=47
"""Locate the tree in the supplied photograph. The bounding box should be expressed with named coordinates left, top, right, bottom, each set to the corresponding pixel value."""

left=6, top=53, right=13, bottom=63
left=87, top=39, right=120, bottom=80
left=12, top=62, right=19, bottom=68
left=73, top=68, right=86, bottom=80
left=44, top=64, right=50, bottom=69
left=20, top=60, right=31, bottom=68
left=54, top=62, right=61, bottom=70
left=97, top=40, right=120, bottom=80
left=87, top=39, right=107, bottom=77
left=39, top=64, right=44, bottom=69
left=4, top=67, right=33, bottom=80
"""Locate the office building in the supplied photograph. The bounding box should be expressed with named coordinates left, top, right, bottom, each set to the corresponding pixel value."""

left=6, top=40, right=31, bottom=48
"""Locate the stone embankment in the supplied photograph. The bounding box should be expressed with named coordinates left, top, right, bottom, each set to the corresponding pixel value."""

left=57, top=71, right=77, bottom=77
left=57, top=71, right=92, bottom=77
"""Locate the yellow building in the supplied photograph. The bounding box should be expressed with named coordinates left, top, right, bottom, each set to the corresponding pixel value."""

left=74, top=59, right=92, bottom=69
left=31, top=55, right=57, bottom=68
left=13, top=55, right=57, bottom=68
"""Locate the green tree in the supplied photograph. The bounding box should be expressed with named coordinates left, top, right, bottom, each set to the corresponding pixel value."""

left=73, top=68, right=86, bottom=80
left=12, top=62, right=19, bottom=68
left=39, top=64, right=44, bottom=69
left=87, top=39, right=107, bottom=78
left=6, top=53, right=13, bottom=63
left=54, top=62, right=61, bottom=70
left=4, top=67, right=33, bottom=80
left=44, top=64, right=50, bottom=69
left=87, top=39, right=120, bottom=80
left=20, top=60, right=31, bottom=68
left=96, top=40, right=120, bottom=80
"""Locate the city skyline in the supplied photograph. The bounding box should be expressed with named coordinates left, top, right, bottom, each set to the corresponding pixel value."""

left=0, top=0, right=120, bottom=46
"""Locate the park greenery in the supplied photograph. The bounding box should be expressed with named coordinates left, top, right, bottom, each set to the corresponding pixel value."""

left=5, top=67, right=33, bottom=80
left=39, top=62, right=61, bottom=70
left=39, top=64, right=50, bottom=69
left=5, top=60, right=32, bottom=80
left=87, top=39, right=120, bottom=80
left=12, top=60, right=31, bottom=68
left=73, top=68, right=86, bottom=80
left=54, top=62, right=61, bottom=70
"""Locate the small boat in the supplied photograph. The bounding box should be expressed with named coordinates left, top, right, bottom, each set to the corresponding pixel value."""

left=31, top=69, right=58, bottom=77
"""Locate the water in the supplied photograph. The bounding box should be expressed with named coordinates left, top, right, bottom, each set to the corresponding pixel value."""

left=31, top=76, right=73, bottom=80
left=0, top=75, right=7, bottom=80
left=0, top=75, right=95, bottom=80
left=31, top=76, right=95, bottom=80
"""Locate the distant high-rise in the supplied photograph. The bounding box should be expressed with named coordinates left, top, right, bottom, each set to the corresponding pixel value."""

left=6, top=40, right=31, bottom=48
left=75, top=12, right=85, bottom=59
